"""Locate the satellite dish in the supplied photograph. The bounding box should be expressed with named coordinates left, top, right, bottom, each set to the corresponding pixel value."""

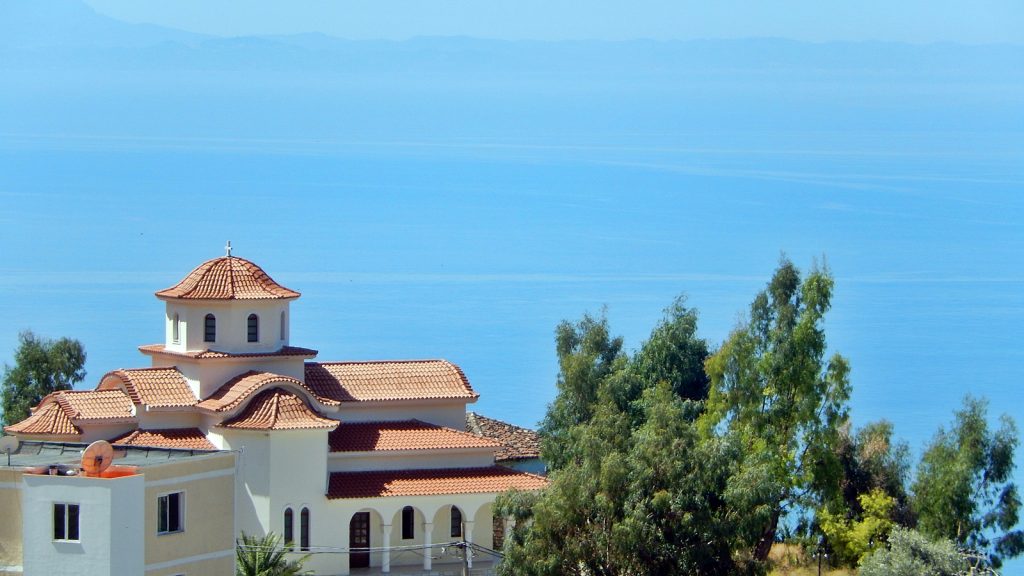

left=81, top=440, right=114, bottom=477
left=0, top=436, right=18, bottom=466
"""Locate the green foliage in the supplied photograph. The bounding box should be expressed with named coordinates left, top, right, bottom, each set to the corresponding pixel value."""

left=834, top=421, right=913, bottom=526
left=622, top=295, right=710, bottom=404
left=539, top=310, right=625, bottom=470
left=703, top=257, right=851, bottom=559
left=500, top=383, right=766, bottom=576
left=819, top=488, right=895, bottom=565
left=912, top=395, right=1023, bottom=568
left=858, top=528, right=965, bottom=576
left=1, top=330, right=86, bottom=426
left=236, top=532, right=309, bottom=576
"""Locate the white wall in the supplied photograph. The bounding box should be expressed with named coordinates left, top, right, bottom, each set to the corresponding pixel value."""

left=22, top=473, right=144, bottom=576
left=217, top=430, right=272, bottom=536
left=333, top=401, right=470, bottom=430
left=156, top=357, right=307, bottom=401
left=133, top=409, right=202, bottom=430
left=163, top=300, right=291, bottom=355
left=329, top=449, right=495, bottom=473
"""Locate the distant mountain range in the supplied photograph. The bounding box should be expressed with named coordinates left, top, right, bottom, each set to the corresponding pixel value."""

left=2, top=0, right=1022, bottom=78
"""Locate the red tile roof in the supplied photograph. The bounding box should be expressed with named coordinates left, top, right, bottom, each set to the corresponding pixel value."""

left=139, top=344, right=318, bottom=360
left=4, top=390, right=135, bottom=437
left=155, top=256, right=300, bottom=300
left=305, top=360, right=478, bottom=403
left=3, top=402, right=82, bottom=436
left=328, top=420, right=501, bottom=453
left=466, top=412, right=542, bottom=462
left=98, top=368, right=197, bottom=408
left=218, top=389, right=338, bottom=431
left=48, top=390, right=135, bottom=421
left=197, top=371, right=338, bottom=413
left=110, top=428, right=216, bottom=451
left=327, top=466, right=548, bottom=499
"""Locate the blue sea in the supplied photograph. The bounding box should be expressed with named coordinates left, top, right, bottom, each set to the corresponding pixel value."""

left=0, top=35, right=1022, bottom=568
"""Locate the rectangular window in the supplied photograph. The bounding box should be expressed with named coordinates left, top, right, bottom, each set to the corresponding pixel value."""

left=158, top=492, right=184, bottom=534
left=401, top=506, right=415, bottom=540
left=53, top=503, right=80, bottom=541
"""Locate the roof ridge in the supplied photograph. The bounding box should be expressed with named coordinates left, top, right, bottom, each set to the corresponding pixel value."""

left=311, top=359, right=452, bottom=366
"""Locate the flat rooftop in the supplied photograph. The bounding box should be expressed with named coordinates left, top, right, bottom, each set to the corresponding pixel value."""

left=1, top=440, right=222, bottom=470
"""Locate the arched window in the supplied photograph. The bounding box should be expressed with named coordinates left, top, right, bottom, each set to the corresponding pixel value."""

left=284, top=508, right=294, bottom=549
left=247, top=314, right=259, bottom=343
left=450, top=506, right=463, bottom=538
left=401, top=506, right=415, bottom=539
left=280, top=311, right=286, bottom=341
left=300, top=507, right=310, bottom=551
left=204, top=314, right=216, bottom=342
left=172, top=313, right=180, bottom=343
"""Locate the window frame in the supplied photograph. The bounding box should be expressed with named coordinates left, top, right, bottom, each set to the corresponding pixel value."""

left=172, top=313, right=180, bottom=343
left=247, top=313, right=259, bottom=343
left=157, top=491, right=185, bottom=535
left=203, top=314, right=216, bottom=343
left=450, top=506, right=463, bottom=538
left=284, top=507, right=294, bottom=550
left=280, top=311, right=286, bottom=341
left=300, top=507, right=310, bottom=552
left=53, top=502, right=80, bottom=542
left=401, top=506, right=415, bottom=540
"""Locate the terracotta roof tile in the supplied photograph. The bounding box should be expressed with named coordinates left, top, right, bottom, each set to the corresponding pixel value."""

left=139, top=344, right=318, bottom=360
left=110, top=428, right=216, bottom=451
left=327, top=466, right=548, bottom=499
left=197, top=371, right=338, bottom=412
left=98, top=368, right=197, bottom=408
left=3, top=402, right=81, bottom=436
left=49, top=390, right=135, bottom=421
left=305, top=360, right=478, bottom=403
left=466, top=412, right=542, bottom=462
left=218, top=389, right=338, bottom=431
left=156, top=256, right=300, bottom=300
left=329, top=420, right=501, bottom=453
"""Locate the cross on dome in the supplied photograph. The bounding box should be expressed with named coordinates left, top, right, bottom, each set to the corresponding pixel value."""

left=225, top=240, right=232, bottom=257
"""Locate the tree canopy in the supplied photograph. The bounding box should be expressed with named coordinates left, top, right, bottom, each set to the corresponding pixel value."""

left=912, top=395, right=1023, bottom=568
left=859, top=528, right=967, bottom=576
left=1, top=330, right=86, bottom=427
left=702, top=257, right=851, bottom=560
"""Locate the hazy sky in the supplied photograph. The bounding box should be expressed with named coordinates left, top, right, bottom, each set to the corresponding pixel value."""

left=82, top=0, right=1023, bottom=43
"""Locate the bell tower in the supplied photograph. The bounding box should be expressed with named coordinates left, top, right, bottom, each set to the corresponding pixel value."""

left=154, top=244, right=300, bottom=355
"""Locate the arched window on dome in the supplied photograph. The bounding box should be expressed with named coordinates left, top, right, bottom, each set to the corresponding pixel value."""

left=172, top=313, right=180, bottom=343
left=247, top=314, right=259, bottom=343
left=204, top=314, right=216, bottom=343
left=284, top=507, right=294, bottom=550
left=280, top=311, right=286, bottom=341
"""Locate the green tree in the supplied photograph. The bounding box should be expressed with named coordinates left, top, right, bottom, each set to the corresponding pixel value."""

left=703, top=257, right=852, bottom=561
left=504, top=298, right=762, bottom=575
left=499, top=383, right=764, bottom=576
left=834, top=420, right=913, bottom=526
left=912, top=395, right=1023, bottom=568
left=236, top=532, right=309, bottom=576
left=819, top=488, right=896, bottom=565
left=1, top=331, right=86, bottom=426
left=539, top=310, right=625, bottom=470
left=858, top=528, right=966, bottom=576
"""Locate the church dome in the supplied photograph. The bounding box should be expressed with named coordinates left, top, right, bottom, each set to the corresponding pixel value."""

left=156, top=255, right=300, bottom=301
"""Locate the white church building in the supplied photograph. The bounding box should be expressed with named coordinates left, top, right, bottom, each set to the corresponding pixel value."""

left=2, top=250, right=546, bottom=575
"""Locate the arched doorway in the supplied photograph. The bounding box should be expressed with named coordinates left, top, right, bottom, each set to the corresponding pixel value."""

left=349, top=512, right=370, bottom=569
